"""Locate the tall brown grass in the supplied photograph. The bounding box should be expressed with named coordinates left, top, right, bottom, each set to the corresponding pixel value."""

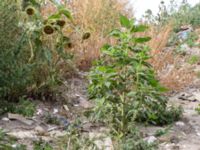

left=67, top=0, right=131, bottom=70
left=148, top=24, right=195, bottom=91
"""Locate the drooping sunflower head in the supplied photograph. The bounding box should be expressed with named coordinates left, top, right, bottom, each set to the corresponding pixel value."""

left=25, top=6, right=36, bottom=16
left=43, top=24, right=54, bottom=35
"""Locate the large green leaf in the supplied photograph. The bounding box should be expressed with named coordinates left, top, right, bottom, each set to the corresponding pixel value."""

left=119, top=15, right=131, bottom=28
left=131, top=25, right=149, bottom=33
left=59, top=9, right=73, bottom=20
left=48, top=13, right=61, bottom=20
left=109, top=29, right=121, bottom=38
left=133, top=37, right=151, bottom=43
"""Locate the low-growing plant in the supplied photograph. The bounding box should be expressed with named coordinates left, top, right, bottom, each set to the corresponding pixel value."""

left=0, top=96, right=36, bottom=117
left=187, top=55, right=200, bottom=65
left=0, top=129, right=26, bottom=150
left=34, top=140, right=53, bottom=150
left=12, top=96, right=36, bottom=117
left=88, top=15, right=182, bottom=138
left=154, top=125, right=172, bottom=137
left=195, top=104, right=200, bottom=114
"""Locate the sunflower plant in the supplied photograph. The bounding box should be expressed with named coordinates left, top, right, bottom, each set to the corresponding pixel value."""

left=88, top=15, right=182, bottom=137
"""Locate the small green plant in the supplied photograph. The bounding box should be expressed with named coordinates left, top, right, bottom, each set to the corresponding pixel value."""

left=186, top=32, right=199, bottom=47
left=88, top=15, right=182, bottom=139
left=44, top=113, right=60, bottom=125
left=187, top=55, right=200, bottom=65
left=34, top=140, right=53, bottom=150
left=195, top=104, right=200, bottom=114
left=12, top=96, right=36, bottom=117
left=0, top=97, right=36, bottom=117
left=0, top=129, right=26, bottom=150
left=154, top=125, right=172, bottom=137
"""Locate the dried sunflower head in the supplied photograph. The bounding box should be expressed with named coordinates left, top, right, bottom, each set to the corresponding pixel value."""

left=43, top=25, right=54, bottom=35
left=56, top=20, right=66, bottom=27
left=25, top=6, right=35, bottom=16
left=82, top=32, right=91, bottom=40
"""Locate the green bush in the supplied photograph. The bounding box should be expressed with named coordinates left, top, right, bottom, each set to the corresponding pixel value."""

left=144, top=1, right=200, bottom=29
left=88, top=15, right=182, bottom=137
left=0, top=0, right=74, bottom=101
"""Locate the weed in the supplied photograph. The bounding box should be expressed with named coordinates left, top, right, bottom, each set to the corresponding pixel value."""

left=0, top=96, right=36, bottom=117
left=154, top=125, right=172, bottom=137
left=88, top=15, right=182, bottom=139
left=33, top=140, right=53, bottom=150
left=187, top=55, right=200, bottom=65
left=12, top=97, right=36, bottom=117
left=44, top=113, right=60, bottom=125
left=195, top=104, right=200, bottom=114
left=0, top=129, right=26, bottom=150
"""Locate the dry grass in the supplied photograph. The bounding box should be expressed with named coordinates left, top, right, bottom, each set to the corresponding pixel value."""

left=67, top=0, right=131, bottom=70
left=152, top=51, right=195, bottom=91
left=146, top=24, right=195, bottom=91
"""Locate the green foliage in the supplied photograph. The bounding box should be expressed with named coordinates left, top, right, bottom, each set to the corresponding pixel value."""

left=185, top=32, right=199, bottom=47
left=44, top=113, right=60, bottom=125
left=88, top=15, right=182, bottom=138
left=52, top=121, right=97, bottom=149
left=0, top=96, right=36, bottom=117
left=0, top=129, right=26, bottom=150
left=187, top=55, right=200, bottom=65
left=34, top=140, right=53, bottom=150
left=195, top=104, right=200, bottom=114
left=144, top=1, right=200, bottom=29
left=154, top=125, right=172, bottom=137
left=115, top=128, right=157, bottom=150
left=12, top=97, right=36, bottom=117
left=0, top=0, right=74, bottom=102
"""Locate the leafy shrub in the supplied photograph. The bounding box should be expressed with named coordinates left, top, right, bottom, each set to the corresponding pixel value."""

left=88, top=15, right=182, bottom=136
left=0, top=0, right=74, bottom=101
left=144, top=1, right=200, bottom=29
left=12, top=97, right=36, bottom=117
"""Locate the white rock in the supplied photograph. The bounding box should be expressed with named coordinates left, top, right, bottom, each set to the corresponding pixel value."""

left=53, top=108, right=58, bottom=114
left=175, top=121, right=185, bottom=127
left=7, top=131, right=37, bottom=139
left=11, top=144, right=17, bottom=148
left=2, top=117, right=9, bottom=121
left=89, top=132, right=114, bottom=150
left=36, top=109, right=43, bottom=115
left=193, top=92, right=200, bottom=101
left=144, top=136, right=157, bottom=144
left=49, top=130, right=67, bottom=138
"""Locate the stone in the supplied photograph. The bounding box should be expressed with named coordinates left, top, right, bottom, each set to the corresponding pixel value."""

left=170, top=136, right=179, bottom=144
left=7, top=131, right=37, bottom=139
left=35, top=126, right=46, bottom=136
left=175, top=121, right=185, bottom=127
left=63, top=105, right=69, bottom=111
left=53, top=108, right=58, bottom=114
left=49, top=130, right=68, bottom=138
left=8, top=113, right=34, bottom=126
left=89, top=132, right=114, bottom=150
left=144, top=136, right=157, bottom=144
left=79, top=97, right=94, bottom=109
left=193, top=92, right=200, bottom=101
left=2, top=117, right=9, bottom=121
left=36, top=109, right=43, bottom=115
